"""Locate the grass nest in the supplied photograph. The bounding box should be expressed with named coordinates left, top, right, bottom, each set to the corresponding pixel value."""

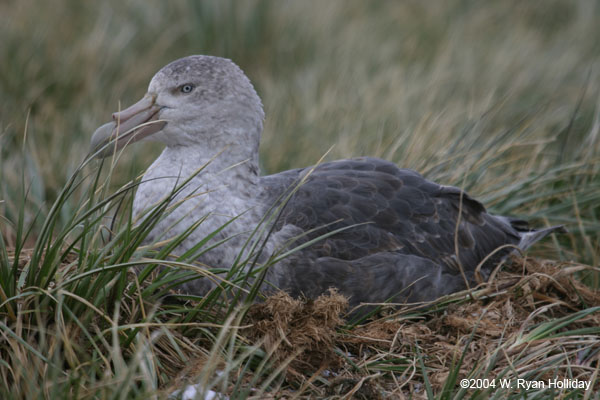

left=238, top=256, right=600, bottom=398
left=6, top=248, right=598, bottom=398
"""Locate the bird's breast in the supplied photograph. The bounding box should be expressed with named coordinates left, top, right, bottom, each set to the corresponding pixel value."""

left=132, top=153, right=267, bottom=267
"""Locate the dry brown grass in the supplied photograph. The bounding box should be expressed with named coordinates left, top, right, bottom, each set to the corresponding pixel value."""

left=192, top=257, right=600, bottom=398
left=246, top=289, right=348, bottom=377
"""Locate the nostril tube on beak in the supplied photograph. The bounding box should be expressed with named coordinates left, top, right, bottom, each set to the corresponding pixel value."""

left=90, top=92, right=165, bottom=159
left=113, top=94, right=156, bottom=122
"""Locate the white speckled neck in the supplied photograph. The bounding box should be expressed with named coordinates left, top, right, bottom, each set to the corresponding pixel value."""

left=132, top=141, right=267, bottom=272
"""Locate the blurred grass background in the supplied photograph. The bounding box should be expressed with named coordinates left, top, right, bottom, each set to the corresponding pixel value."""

left=1, top=0, right=599, bottom=261
left=1, top=1, right=600, bottom=397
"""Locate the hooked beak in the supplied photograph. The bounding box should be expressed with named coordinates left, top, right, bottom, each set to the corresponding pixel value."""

left=90, top=94, right=166, bottom=158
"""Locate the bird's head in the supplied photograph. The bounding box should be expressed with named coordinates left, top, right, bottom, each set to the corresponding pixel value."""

left=90, top=55, right=264, bottom=159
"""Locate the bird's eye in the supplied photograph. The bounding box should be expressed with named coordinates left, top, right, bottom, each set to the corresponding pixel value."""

left=180, top=84, right=194, bottom=93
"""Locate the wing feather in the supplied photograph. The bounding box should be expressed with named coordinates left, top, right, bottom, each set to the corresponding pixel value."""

left=263, top=157, right=520, bottom=277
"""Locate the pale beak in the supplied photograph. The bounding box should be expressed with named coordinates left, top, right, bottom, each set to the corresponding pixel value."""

left=90, top=94, right=166, bottom=158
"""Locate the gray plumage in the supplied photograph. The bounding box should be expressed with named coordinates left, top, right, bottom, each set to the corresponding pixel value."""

left=91, top=55, right=564, bottom=310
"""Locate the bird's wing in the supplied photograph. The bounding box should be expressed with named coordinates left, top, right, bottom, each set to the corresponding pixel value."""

left=262, top=157, right=521, bottom=276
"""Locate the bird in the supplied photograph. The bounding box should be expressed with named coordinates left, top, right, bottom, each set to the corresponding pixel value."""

left=90, top=55, right=563, bottom=311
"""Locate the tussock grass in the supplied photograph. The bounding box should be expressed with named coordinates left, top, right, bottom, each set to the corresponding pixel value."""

left=1, top=0, right=600, bottom=398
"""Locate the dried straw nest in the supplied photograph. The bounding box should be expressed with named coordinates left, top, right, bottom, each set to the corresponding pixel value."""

left=241, top=257, right=600, bottom=398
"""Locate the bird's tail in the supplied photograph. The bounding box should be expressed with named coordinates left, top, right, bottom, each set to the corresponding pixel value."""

left=517, top=225, right=566, bottom=251
left=496, top=216, right=566, bottom=251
